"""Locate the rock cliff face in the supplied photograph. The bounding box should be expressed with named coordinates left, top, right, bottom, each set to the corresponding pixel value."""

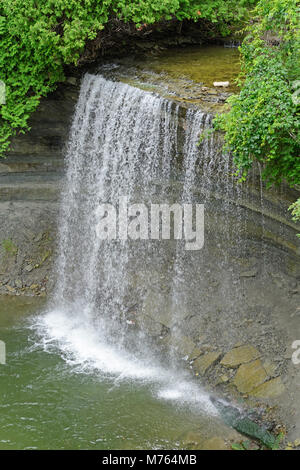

left=0, top=81, right=80, bottom=296
left=1, top=76, right=298, bottom=299
left=0, top=68, right=299, bottom=439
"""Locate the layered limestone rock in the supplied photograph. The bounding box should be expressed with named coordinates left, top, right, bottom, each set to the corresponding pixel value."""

left=0, top=55, right=299, bottom=439
left=0, top=81, right=80, bottom=296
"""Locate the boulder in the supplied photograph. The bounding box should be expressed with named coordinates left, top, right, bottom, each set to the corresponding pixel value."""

left=233, top=359, right=268, bottom=393
left=240, top=269, right=258, bottom=278
left=213, top=81, right=229, bottom=87
left=193, top=351, right=222, bottom=375
left=251, top=377, right=285, bottom=398
left=221, top=345, right=261, bottom=367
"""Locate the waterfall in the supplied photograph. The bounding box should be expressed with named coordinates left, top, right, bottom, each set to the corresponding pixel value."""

left=55, top=75, right=181, bottom=309
left=34, top=72, right=238, bottom=413
left=53, top=74, right=215, bottom=344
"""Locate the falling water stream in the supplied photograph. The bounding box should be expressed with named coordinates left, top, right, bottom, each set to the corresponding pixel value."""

left=0, top=41, right=298, bottom=450
left=0, top=71, right=238, bottom=449
left=0, top=56, right=274, bottom=448
left=34, top=74, right=220, bottom=409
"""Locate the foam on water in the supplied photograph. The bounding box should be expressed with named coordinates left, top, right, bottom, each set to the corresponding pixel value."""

left=33, top=307, right=217, bottom=415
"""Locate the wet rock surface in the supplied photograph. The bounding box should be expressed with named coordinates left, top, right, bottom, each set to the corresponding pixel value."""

left=221, top=345, right=261, bottom=367
left=0, top=81, right=80, bottom=297
left=0, top=47, right=299, bottom=445
left=193, top=352, right=222, bottom=375
left=233, top=359, right=269, bottom=393
left=98, top=56, right=237, bottom=113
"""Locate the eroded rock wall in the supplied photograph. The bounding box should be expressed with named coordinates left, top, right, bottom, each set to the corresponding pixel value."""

left=0, top=81, right=80, bottom=296
left=0, top=76, right=299, bottom=439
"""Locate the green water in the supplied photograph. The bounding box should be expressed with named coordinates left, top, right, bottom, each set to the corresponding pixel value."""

left=0, top=297, right=235, bottom=450
left=138, top=46, right=240, bottom=91
left=0, top=48, right=242, bottom=451
left=109, top=45, right=241, bottom=112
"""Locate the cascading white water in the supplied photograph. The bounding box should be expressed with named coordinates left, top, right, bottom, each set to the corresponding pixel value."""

left=34, top=72, right=231, bottom=414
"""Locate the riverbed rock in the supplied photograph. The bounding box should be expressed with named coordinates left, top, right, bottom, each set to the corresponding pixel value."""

left=201, top=436, right=228, bottom=450
left=233, top=359, right=268, bottom=393
left=193, top=351, right=222, bottom=375
left=206, top=88, right=218, bottom=95
left=6, top=285, right=16, bottom=293
left=220, top=345, right=261, bottom=368
left=240, top=269, right=258, bottom=278
left=213, top=81, right=229, bottom=87
left=219, top=374, right=230, bottom=383
left=251, top=377, right=285, bottom=398
left=14, top=279, right=23, bottom=288
left=189, top=347, right=203, bottom=360
left=263, top=360, right=278, bottom=376
left=30, top=284, right=39, bottom=290
left=182, top=431, right=204, bottom=449
left=177, top=335, right=196, bottom=357
left=24, top=264, right=34, bottom=272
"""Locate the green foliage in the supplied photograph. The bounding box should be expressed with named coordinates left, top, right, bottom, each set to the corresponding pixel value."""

left=290, top=198, right=300, bottom=221
left=0, top=1, right=255, bottom=157
left=2, top=238, right=18, bottom=255
left=231, top=432, right=284, bottom=450
left=231, top=439, right=254, bottom=450
left=215, top=0, right=300, bottom=188
left=271, top=432, right=284, bottom=450
left=289, top=197, right=300, bottom=236
left=232, top=442, right=246, bottom=450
